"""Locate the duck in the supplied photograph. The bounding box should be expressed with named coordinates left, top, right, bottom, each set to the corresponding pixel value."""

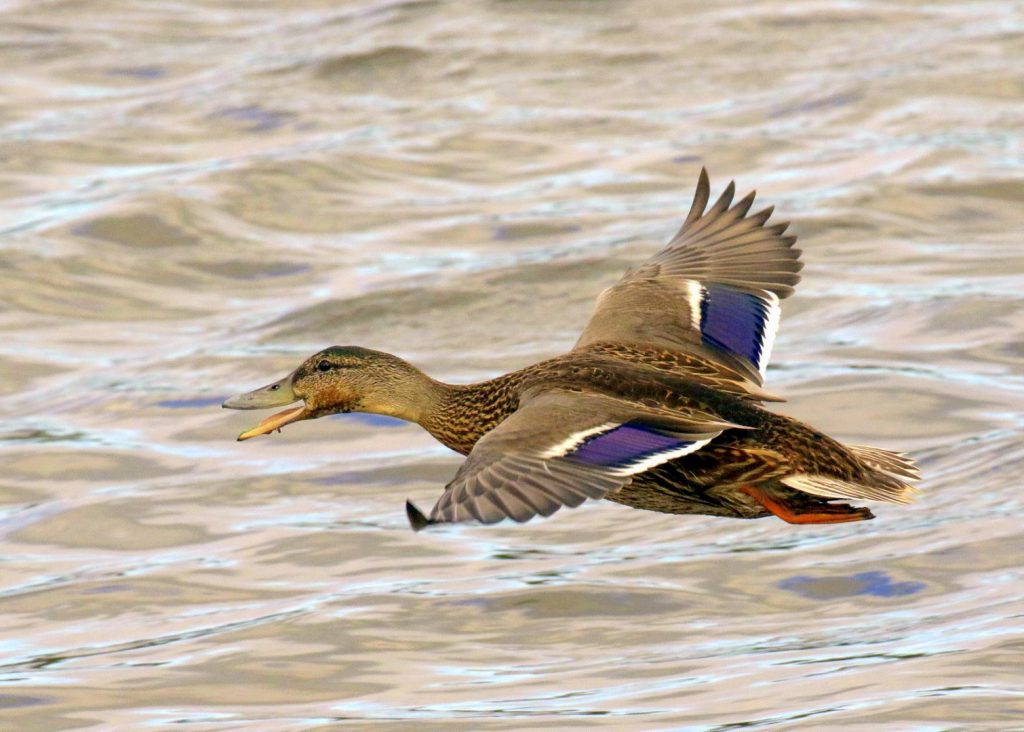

left=223, top=169, right=920, bottom=531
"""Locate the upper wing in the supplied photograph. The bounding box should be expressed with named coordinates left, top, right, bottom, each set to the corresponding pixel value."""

left=574, top=169, right=802, bottom=385
left=406, top=389, right=746, bottom=529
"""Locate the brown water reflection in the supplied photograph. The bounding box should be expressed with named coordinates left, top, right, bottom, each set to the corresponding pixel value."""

left=2, top=0, right=1023, bottom=729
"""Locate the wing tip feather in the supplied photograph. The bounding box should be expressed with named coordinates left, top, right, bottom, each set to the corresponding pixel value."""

left=716, top=180, right=736, bottom=212
left=731, top=189, right=757, bottom=218
left=406, top=499, right=432, bottom=532
left=752, top=204, right=775, bottom=224
left=685, top=167, right=712, bottom=227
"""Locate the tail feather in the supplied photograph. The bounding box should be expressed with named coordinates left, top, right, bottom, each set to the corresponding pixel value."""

left=781, top=473, right=918, bottom=505
left=847, top=443, right=921, bottom=481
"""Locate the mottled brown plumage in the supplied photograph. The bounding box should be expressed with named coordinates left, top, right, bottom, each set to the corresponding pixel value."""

left=224, top=169, right=920, bottom=530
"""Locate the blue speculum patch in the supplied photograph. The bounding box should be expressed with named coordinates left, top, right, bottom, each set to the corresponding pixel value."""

left=700, top=284, right=768, bottom=368
left=568, top=423, right=691, bottom=468
left=778, top=571, right=926, bottom=599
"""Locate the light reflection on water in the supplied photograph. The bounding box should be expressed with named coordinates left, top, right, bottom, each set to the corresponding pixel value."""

left=1, top=0, right=1023, bottom=728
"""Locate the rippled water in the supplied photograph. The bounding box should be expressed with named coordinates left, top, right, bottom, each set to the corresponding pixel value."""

left=2, top=1, right=1023, bottom=729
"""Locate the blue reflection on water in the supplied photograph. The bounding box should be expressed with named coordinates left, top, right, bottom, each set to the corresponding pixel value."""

left=212, top=104, right=291, bottom=132
left=330, top=413, right=406, bottom=428
left=158, top=397, right=226, bottom=409
left=244, top=263, right=311, bottom=279
left=109, top=66, right=166, bottom=79
left=779, top=570, right=926, bottom=599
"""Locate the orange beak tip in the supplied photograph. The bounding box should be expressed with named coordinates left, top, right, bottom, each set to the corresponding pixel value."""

left=235, top=405, right=306, bottom=443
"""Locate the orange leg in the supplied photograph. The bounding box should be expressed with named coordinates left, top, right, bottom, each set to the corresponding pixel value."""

left=740, top=485, right=873, bottom=524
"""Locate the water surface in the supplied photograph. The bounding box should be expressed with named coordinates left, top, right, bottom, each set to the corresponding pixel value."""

left=1, top=0, right=1023, bottom=729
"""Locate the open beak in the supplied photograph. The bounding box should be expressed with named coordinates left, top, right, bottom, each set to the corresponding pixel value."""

left=222, top=372, right=309, bottom=441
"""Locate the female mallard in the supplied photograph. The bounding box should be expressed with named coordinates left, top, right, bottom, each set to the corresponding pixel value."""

left=224, top=170, right=920, bottom=530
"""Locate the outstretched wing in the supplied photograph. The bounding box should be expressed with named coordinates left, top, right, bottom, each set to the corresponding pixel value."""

left=406, top=389, right=747, bottom=529
left=574, top=169, right=802, bottom=385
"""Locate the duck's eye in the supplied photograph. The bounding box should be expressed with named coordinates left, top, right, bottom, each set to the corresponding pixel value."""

left=317, top=360, right=332, bottom=372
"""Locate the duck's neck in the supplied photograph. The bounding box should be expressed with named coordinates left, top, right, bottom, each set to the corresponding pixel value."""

left=414, top=372, right=525, bottom=456
left=356, top=353, right=530, bottom=455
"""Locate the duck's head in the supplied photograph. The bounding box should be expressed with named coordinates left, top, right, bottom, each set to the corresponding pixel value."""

left=223, top=346, right=431, bottom=440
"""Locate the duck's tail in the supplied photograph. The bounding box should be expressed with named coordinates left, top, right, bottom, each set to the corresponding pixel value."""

left=846, top=444, right=922, bottom=482
left=781, top=444, right=921, bottom=505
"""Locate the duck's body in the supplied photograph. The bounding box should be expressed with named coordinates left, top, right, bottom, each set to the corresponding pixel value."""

left=225, top=170, right=919, bottom=530
left=395, top=342, right=914, bottom=525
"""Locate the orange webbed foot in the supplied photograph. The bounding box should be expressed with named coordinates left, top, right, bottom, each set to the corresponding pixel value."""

left=740, top=485, right=873, bottom=524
